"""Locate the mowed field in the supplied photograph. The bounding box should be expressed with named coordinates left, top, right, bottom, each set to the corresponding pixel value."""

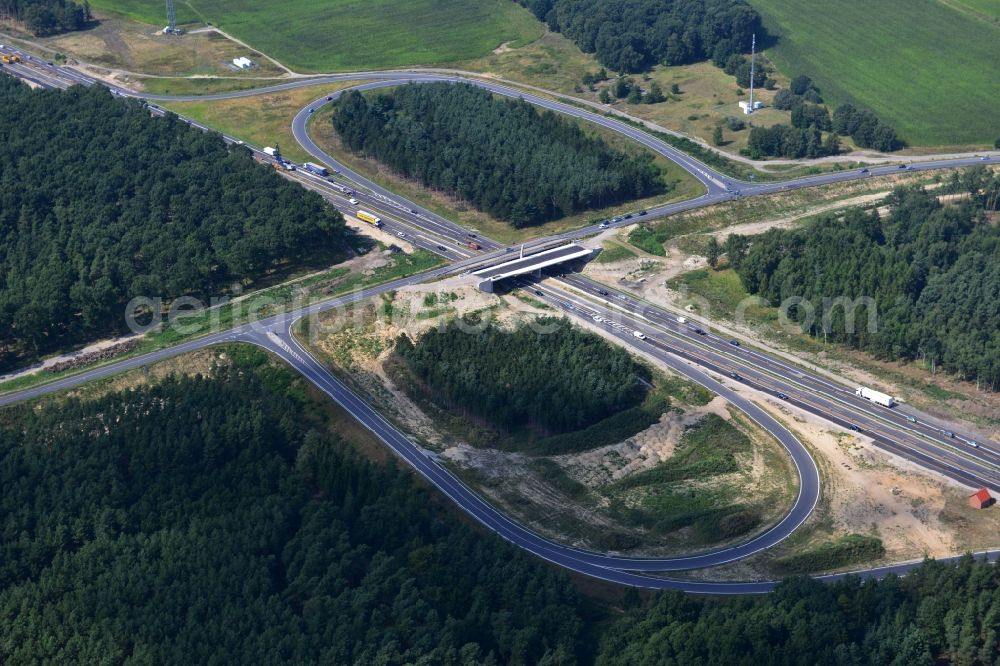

left=752, top=0, right=1000, bottom=147
left=88, top=0, right=543, bottom=72
left=950, top=0, right=1000, bottom=20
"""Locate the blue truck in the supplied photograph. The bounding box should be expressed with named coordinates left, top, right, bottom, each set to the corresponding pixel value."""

left=303, top=162, right=329, bottom=177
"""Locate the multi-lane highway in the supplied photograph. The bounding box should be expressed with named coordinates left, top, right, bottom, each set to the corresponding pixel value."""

left=2, top=46, right=999, bottom=590
left=536, top=276, right=1000, bottom=493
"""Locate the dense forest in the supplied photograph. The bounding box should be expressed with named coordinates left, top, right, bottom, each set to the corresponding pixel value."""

left=394, top=318, right=648, bottom=435
left=512, top=0, right=761, bottom=73
left=0, top=348, right=583, bottom=664
left=0, top=0, right=89, bottom=35
left=0, top=75, right=346, bottom=370
left=726, top=173, right=1000, bottom=389
left=599, top=557, right=1000, bottom=665
left=5, top=348, right=1000, bottom=663
left=331, top=83, right=663, bottom=227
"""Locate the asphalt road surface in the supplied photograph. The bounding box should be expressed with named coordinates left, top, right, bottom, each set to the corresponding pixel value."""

left=2, top=50, right=999, bottom=590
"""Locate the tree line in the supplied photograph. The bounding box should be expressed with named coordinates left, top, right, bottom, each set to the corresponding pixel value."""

left=512, top=0, right=761, bottom=73
left=331, top=83, right=663, bottom=227
left=751, top=74, right=901, bottom=158
left=599, top=556, right=1000, bottom=665
left=0, top=75, right=347, bottom=372
left=394, top=318, right=649, bottom=436
left=725, top=173, right=1000, bottom=389
left=0, top=0, right=90, bottom=35
left=5, top=346, right=1000, bottom=663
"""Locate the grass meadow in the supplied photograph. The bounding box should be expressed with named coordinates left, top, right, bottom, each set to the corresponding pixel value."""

left=88, top=0, right=543, bottom=72
left=752, top=0, right=1000, bottom=147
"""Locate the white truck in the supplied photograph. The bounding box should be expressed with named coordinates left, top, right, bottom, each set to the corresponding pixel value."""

left=856, top=386, right=895, bottom=408
left=632, top=330, right=647, bottom=341
left=263, top=146, right=278, bottom=157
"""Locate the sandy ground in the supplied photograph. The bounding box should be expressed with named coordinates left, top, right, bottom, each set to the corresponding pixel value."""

left=555, top=396, right=730, bottom=487
left=707, top=192, right=891, bottom=240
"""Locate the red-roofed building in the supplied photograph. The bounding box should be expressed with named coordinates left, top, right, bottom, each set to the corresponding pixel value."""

left=968, top=488, right=994, bottom=509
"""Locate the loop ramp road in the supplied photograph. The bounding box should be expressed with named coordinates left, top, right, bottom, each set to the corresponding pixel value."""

left=1, top=52, right=998, bottom=590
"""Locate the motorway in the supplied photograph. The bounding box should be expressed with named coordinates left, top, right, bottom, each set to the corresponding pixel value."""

left=2, top=48, right=999, bottom=591
left=535, top=276, right=1000, bottom=493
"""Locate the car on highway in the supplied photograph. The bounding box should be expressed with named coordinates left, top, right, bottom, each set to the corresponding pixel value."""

left=396, top=231, right=405, bottom=238
left=436, top=245, right=447, bottom=251
left=597, top=289, right=609, bottom=296
left=326, top=96, right=332, bottom=101
left=729, top=339, right=740, bottom=347
left=777, top=392, right=789, bottom=400
left=639, top=210, right=647, bottom=216
left=593, top=315, right=603, bottom=322
left=861, top=168, right=870, bottom=174
left=599, top=222, right=609, bottom=229
left=505, top=247, right=515, bottom=253
left=348, top=198, right=358, bottom=205
left=689, top=326, right=706, bottom=335
left=633, top=330, right=647, bottom=340
left=848, top=424, right=862, bottom=432
left=898, top=164, right=908, bottom=169
left=410, top=208, right=418, bottom=214
left=906, top=415, right=917, bottom=423
left=623, top=213, right=633, bottom=219
left=534, top=290, right=543, bottom=297
left=981, top=156, right=990, bottom=161
left=967, top=440, right=980, bottom=448
left=729, top=371, right=740, bottom=380
left=943, top=430, right=955, bottom=438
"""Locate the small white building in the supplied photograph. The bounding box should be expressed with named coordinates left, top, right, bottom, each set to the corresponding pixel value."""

left=738, top=100, right=763, bottom=115
left=232, top=56, right=254, bottom=69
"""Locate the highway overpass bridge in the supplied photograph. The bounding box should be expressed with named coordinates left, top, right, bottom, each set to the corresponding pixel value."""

left=472, top=243, right=592, bottom=292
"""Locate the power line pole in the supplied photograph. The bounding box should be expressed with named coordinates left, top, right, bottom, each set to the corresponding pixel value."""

left=748, top=34, right=756, bottom=113
left=165, top=0, right=177, bottom=34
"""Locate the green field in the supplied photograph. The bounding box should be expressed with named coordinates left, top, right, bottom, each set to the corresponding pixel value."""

left=752, top=0, right=1000, bottom=147
left=949, top=0, right=1000, bottom=20
left=88, top=0, right=543, bottom=72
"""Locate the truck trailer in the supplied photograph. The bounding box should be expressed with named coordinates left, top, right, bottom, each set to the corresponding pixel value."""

left=856, top=386, right=895, bottom=408
left=303, top=162, right=329, bottom=177
left=356, top=210, right=383, bottom=228
left=263, top=146, right=279, bottom=157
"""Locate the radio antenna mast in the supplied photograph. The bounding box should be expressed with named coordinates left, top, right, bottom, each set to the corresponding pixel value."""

left=165, top=0, right=178, bottom=34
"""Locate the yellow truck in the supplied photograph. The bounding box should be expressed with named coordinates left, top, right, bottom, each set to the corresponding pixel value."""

left=2, top=54, right=22, bottom=64
left=356, top=210, right=383, bottom=228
